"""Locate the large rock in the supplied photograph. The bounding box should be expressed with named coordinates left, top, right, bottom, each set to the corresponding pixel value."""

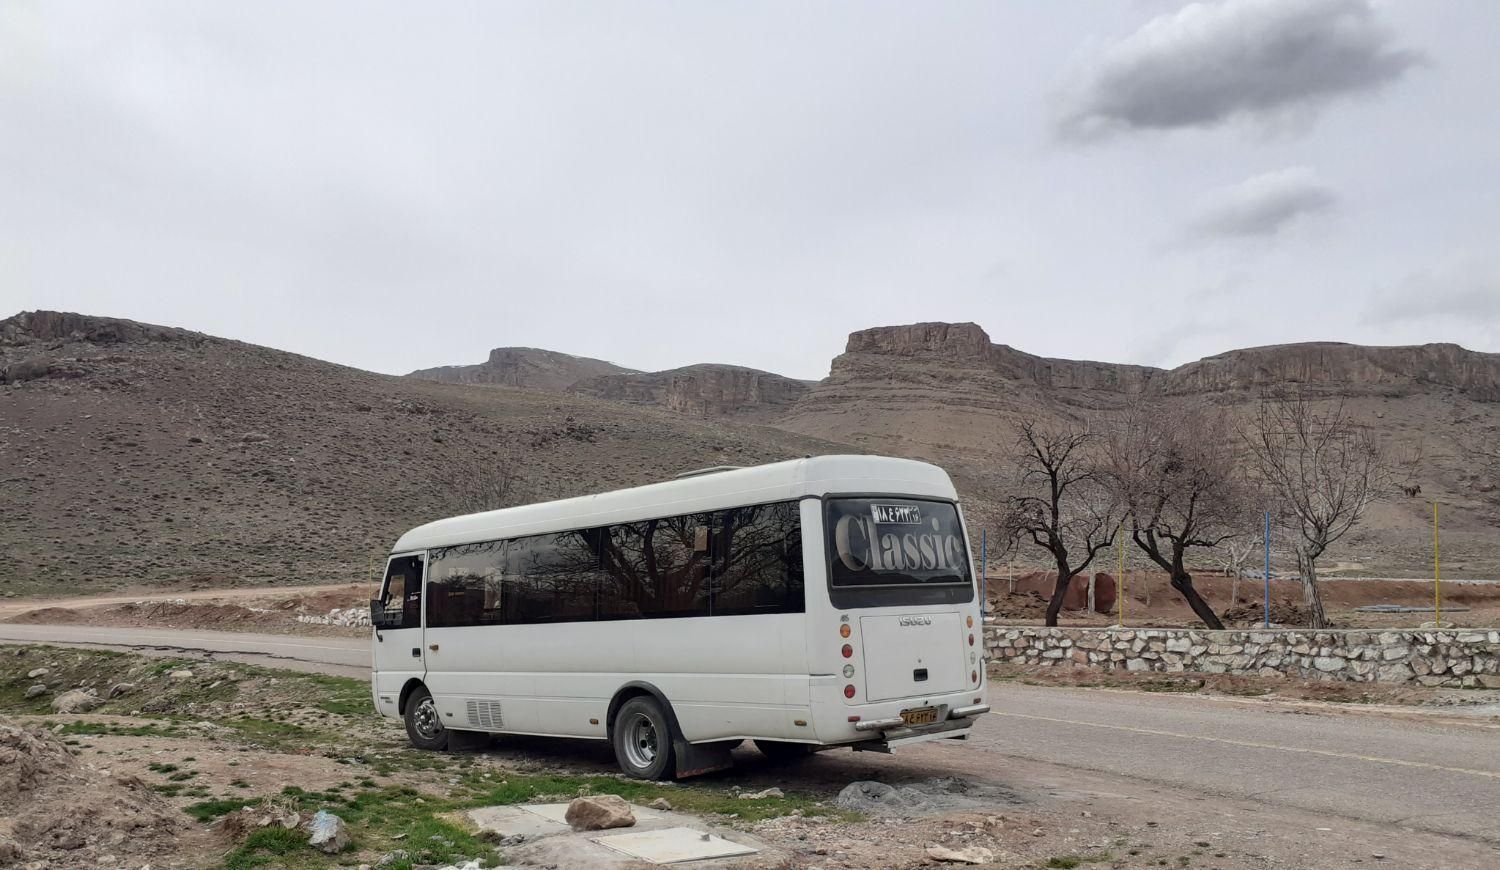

left=307, top=810, right=348, bottom=853
left=563, top=795, right=636, bottom=831
left=50, top=690, right=103, bottom=714
left=926, top=844, right=995, bottom=864
left=23, top=685, right=46, bottom=700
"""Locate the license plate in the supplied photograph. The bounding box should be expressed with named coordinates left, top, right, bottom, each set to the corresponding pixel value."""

left=901, top=706, right=939, bottom=726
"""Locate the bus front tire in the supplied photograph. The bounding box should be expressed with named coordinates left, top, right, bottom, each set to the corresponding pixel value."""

left=404, top=686, right=448, bottom=751
left=612, top=696, right=676, bottom=780
left=755, top=739, right=814, bottom=763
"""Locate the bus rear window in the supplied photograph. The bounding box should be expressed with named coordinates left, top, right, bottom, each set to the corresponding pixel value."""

left=825, top=497, right=974, bottom=607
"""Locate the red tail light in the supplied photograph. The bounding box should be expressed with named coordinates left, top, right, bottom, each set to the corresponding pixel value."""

left=971, top=670, right=979, bottom=683
left=968, top=633, right=974, bottom=646
left=841, top=644, right=853, bottom=658
left=844, top=684, right=856, bottom=699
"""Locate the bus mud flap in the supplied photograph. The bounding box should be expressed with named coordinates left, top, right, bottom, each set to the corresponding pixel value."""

left=673, top=739, right=735, bottom=778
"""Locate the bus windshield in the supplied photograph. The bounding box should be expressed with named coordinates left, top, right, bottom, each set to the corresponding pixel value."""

left=825, top=497, right=974, bottom=607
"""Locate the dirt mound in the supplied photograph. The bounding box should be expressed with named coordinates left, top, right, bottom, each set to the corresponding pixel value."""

left=1222, top=602, right=1337, bottom=629
left=0, top=717, right=199, bottom=864
left=4, top=606, right=87, bottom=625
left=985, top=590, right=1051, bottom=620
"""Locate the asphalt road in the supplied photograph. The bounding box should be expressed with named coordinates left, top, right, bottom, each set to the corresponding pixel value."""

left=0, top=623, right=370, bottom=677
left=3, top=623, right=1496, bottom=848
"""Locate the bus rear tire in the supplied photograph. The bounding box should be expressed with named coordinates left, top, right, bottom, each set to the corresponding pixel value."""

left=612, top=696, right=675, bottom=780
left=404, top=686, right=449, bottom=751
left=755, top=739, right=814, bottom=763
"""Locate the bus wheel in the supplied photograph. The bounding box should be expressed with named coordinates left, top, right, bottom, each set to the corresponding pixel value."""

left=404, top=686, right=448, bottom=751
left=754, top=740, right=814, bottom=763
left=612, top=696, right=675, bottom=780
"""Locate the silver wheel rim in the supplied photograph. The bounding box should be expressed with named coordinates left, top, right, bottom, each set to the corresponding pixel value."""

left=413, top=697, right=442, bottom=741
left=621, top=711, right=659, bottom=770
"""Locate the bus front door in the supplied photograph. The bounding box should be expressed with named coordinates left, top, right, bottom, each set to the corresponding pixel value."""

left=371, top=553, right=425, bottom=717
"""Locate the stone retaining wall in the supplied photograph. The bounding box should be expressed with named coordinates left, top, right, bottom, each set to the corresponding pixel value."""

left=983, top=626, right=1500, bottom=688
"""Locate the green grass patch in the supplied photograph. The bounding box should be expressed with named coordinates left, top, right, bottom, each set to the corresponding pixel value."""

left=148, top=762, right=180, bottom=773
left=224, top=827, right=310, bottom=869
left=1136, top=678, right=1206, bottom=694
left=184, top=797, right=261, bottom=823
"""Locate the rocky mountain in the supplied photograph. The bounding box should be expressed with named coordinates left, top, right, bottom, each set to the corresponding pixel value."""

left=778, top=322, right=1500, bottom=578
left=3, top=311, right=1498, bottom=595
left=407, top=347, right=635, bottom=392
left=0, top=311, right=850, bottom=596
left=568, top=364, right=810, bottom=423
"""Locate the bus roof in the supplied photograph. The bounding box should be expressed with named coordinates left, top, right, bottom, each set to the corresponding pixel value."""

left=391, top=454, right=957, bottom=553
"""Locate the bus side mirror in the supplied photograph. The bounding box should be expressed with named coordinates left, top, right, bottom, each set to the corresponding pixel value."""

left=371, top=598, right=397, bottom=629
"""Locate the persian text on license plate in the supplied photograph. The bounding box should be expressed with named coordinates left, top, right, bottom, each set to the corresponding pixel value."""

left=901, top=707, right=939, bottom=726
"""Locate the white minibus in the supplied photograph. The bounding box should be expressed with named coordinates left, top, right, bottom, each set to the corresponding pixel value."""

left=370, top=455, right=989, bottom=779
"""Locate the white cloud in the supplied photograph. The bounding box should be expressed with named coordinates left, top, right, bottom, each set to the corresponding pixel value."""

left=1365, top=259, right=1500, bottom=331
left=1187, top=167, right=1336, bottom=240
left=1056, top=0, right=1421, bottom=141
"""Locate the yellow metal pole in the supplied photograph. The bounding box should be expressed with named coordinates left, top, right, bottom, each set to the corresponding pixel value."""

left=1433, top=502, right=1441, bottom=625
left=1117, top=522, right=1125, bottom=627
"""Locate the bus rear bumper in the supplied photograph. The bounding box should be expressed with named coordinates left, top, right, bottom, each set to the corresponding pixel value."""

left=852, top=714, right=978, bottom=753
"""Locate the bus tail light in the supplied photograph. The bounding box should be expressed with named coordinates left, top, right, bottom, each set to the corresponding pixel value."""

left=844, top=684, right=856, bottom=699
left=968, top=633, right=974, bottom=646
left=841, top=644, right=853, bottom=658
left=839, top=624, right=851, bottom=638
left=971, top=670, right=979, bottom=684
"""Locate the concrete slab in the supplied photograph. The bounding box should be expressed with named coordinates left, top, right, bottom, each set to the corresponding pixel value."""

left=466, top=805, right=568, bottom=839
left=593, top=827, right=759, bottom=864
left=517, top=801, right=664, bottom=825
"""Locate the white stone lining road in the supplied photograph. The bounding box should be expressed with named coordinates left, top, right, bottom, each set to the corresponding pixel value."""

left=2, top=623, right=1497, bottom=864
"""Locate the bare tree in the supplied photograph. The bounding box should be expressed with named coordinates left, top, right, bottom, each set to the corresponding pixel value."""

left=999, top=420, right=1118, bottom=627
left=436, top=453, right=530, bottom=514
left=1105, top=404, right=1251, bottom=630
left=1221, top=534, right=1262, bottom=606
left=1241, top=394, right=1389, bottom=629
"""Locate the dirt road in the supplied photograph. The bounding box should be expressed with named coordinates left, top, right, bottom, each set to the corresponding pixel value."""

left=3, top=623, right=1497, bottom=866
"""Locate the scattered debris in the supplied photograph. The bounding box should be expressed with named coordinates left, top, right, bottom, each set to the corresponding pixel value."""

left=648, top=797, right=673, bottom=811
left=296, top=607, right=373, bottom=628
left=740, top=787, right=784, bottom=800
left=835, top=778, right=1024, bottom=817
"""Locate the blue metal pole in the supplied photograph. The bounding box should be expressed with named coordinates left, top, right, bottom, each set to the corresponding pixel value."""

left=1263, top=510, right=1271, bottom=629
left=980, top=530, right=989, bottom=618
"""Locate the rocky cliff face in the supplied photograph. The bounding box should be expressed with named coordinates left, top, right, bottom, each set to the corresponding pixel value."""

left=835, top=322, right=1500, bottom=400
left=569, top=364, right=809, bottom=422
left=407, top=347, right=634, bottom=393
left=1161, top=342, right=1500, bottom=400
left=1, top=310, right=204, bottom=347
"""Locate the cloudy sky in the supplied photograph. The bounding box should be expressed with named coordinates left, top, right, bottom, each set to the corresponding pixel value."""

left=4, top=1, right=1497, bottom=379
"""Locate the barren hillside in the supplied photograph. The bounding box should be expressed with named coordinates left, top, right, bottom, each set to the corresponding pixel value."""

left=0, top=312, right=852, bottom=596
left=3, top=311, right=1498, bottom=597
